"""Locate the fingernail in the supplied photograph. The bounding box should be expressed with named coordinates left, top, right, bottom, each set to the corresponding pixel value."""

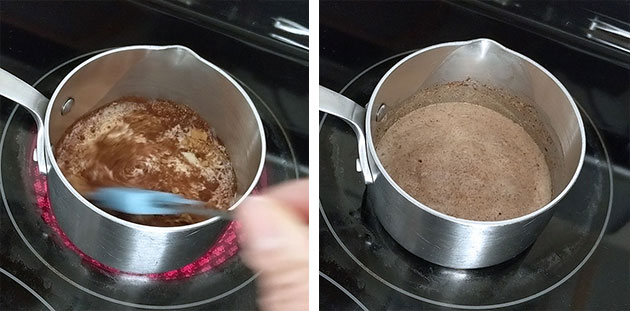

left=237, top=196, right=285, bottom=252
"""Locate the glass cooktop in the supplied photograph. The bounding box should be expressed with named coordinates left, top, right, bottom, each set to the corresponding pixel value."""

left=320, top=1, right=629, bottom=310
left=0, top=1, right=307, bottom=310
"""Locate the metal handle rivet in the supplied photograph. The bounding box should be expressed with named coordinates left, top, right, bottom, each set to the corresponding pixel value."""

left=61, top=97, right=74, bottom=115
left=376, top=103, right=387, bottom=122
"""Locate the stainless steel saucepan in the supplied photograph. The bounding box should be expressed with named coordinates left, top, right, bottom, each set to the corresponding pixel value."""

left=0, top=45, right=266, bottom=273
left=320, top=38, right=585, bottom=269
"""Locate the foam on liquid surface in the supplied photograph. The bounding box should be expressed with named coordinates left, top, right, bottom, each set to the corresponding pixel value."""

left=377, top=102, right=552, bottom=221
left=55, top=98, right=236, bottom=226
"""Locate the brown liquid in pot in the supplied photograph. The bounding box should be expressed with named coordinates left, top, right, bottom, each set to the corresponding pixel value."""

left=377, top=101, right=552, bottom=221
left=54, top=97, right=236, bottom=226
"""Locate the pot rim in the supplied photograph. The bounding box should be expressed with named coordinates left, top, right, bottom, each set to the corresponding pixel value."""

left=43, top=44, right=267, bottom=232
left=366, top=38, right=586, bottom=227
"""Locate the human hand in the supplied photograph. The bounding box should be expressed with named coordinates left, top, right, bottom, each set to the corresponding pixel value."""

left=236, top=179, right=309, bottom=311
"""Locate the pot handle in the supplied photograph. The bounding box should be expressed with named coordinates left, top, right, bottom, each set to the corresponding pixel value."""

left=0, top=68, right=50, bottom=174
left=320, top=86, right=374, bottom=184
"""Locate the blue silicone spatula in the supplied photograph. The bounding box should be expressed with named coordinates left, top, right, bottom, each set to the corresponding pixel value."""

left=89, top=187, right=232, bottom=220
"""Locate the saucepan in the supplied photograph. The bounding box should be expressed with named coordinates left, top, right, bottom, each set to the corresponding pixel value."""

left=320, top=38, right=585, bottom=269
left=0, top=45, right=266, bottom=273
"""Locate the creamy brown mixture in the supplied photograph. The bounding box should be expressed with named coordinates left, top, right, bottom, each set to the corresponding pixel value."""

left=54, top=97, right=236, bottom=226
left=377, top=102, right=551, bottom=221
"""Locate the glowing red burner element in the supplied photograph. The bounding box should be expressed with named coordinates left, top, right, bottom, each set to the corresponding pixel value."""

left=30, top=136, right=266, bottom=280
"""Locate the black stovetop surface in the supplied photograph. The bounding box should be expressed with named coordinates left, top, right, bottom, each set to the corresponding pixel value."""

left=0, top=1, right=307, bottom=310
left=320, top=1, right=629, bottom=310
